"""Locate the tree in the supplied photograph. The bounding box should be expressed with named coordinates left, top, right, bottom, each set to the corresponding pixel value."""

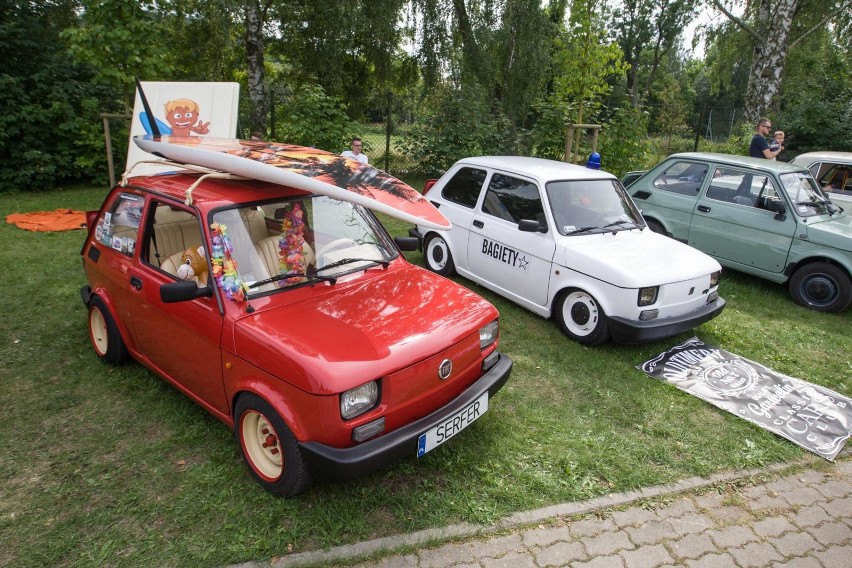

left=244, top=0, right=269, bottom=133
left=710, top=0, right=852, bottom=122
left=0, top=0, right=119, bottom=191
left=611, top=0, right=694, bottom=107
left=63, top=0, right=176, bottom=109
left=551, top=0, right=626, bottom=162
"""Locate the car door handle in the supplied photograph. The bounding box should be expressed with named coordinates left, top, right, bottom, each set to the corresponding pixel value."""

left=697, top=205, right=711, bottom=212
left=130, top=276, right=143, bottom=290
left=473, top=220, right=484, bottom=228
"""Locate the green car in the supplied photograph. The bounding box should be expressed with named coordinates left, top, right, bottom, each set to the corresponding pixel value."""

left=628, top=152, right=852, bottom=313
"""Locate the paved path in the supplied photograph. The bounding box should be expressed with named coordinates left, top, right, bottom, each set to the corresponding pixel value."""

left=234, top=457, right=852, bottom=568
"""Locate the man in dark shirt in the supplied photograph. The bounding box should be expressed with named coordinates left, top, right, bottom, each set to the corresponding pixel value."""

left=749, top=118, right=783, bottom=159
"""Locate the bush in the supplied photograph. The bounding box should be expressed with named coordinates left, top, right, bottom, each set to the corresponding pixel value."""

left=276, top=83, right=351, bottom=153
left=401, top=85, right=512, bottom=176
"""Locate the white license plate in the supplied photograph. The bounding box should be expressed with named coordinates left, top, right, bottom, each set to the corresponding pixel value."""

left=417, top=392, right=489, bottom=457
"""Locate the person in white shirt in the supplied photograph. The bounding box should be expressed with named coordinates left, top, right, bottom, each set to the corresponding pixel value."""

left=341, top=137, right=368, bottom=164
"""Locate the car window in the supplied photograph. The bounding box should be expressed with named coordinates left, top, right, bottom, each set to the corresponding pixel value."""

left=481, top=173, right=545, bottom=227
left=780, top=172, right=835, bottom=217
left=651, top=161, right=707, bottom=196
left=213, top=195, right=397, bottom=298
left=144, top=203, right=204, bottom=282
left=546, top=179, right=642, bottom=235
left=705, top=167, right=769, bottom=206
left=818, top=165, right=852, bottom=196
left=92, top=192, right=144, bottom=257
left=441, top=167, right=487, bottom=208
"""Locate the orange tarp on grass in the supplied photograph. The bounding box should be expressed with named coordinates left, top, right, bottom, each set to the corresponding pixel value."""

left=6, top=209, right=87, bottom=232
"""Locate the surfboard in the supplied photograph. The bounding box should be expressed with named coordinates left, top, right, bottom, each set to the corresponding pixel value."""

left=132, top=135, right=451, bottom=230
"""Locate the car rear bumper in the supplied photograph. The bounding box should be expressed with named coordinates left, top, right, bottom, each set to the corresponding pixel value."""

left=607, top=297, right=726, bottom=344
left=299, top=352, right=513, bottom=480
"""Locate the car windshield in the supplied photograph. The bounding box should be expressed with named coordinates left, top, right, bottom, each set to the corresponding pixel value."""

left=545, top=179, right=643, bottom=236
left=210, top=195, right=397, bottom=297
left=779, top=172, right=838, bottom=217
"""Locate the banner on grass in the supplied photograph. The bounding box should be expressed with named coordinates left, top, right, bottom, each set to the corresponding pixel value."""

left=639, top=338, right=852, bottom=460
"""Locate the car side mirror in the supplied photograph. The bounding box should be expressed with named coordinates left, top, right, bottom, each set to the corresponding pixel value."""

left=394, top=236, right=420, bottom=251
left=765, top=199, right=786, bottom=214
left=518, top=219, right=545, bottom=233
left=160, top=280, right=213, bottom=303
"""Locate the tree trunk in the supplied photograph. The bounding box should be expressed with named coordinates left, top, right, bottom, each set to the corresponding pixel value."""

left=244, top=0, right=267, bottom=134
left=712, top=0, right=797, bottom=123
left=743, top=0, right=796, bottom=122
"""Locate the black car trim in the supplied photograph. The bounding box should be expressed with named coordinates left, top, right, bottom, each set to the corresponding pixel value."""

left=299, top=353, right=513, bottom=480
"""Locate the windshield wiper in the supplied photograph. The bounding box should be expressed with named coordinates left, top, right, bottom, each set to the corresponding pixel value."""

left=601, top=220, right=638, bottom=231
left=314, top=257, right=390, bottom=273
left=247, top=271, right=337, bottom=289
left=565, top=226, right=598, bottom=235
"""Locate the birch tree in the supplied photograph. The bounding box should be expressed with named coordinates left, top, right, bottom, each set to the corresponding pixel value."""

left=711, top=0, right=852, bottom=122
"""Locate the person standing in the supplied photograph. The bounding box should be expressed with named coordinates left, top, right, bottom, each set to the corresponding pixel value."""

left=749, top=119, right=783, bottom=159
left=341, top=137, right=368, bottom=164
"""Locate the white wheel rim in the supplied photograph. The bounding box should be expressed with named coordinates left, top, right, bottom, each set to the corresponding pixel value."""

left=89, top=308, right=109, bottom=356
left=426, top=238, right=449, bottom=271
left=562, top=291, right=599, bottom=337
left=240, top=410, right=284, bottom=481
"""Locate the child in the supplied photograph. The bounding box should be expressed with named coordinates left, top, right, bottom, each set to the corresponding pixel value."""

left=769, top=131, right=785, bottom=160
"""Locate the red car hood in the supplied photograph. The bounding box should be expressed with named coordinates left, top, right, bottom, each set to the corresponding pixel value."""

left=231, top=264, right=497, bottom=395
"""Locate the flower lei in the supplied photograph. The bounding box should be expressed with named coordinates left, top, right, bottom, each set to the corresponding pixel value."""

left=278, top=202, right=306, bottom=284
left=210, top=223, right=247, bottom=301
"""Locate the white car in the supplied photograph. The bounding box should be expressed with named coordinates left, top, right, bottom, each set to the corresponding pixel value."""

left=789, top=151, right=852, bottom=206
left=410, top=156, right=726, bottom=346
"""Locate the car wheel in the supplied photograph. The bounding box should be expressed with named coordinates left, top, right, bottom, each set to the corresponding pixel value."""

left=87, top=296, right=128, bottom=364
left=234, top=393, right=311, bottom=497
left=644, top=218, right=666, bottom=235
left=555, top=289, right=610, bottom=346
left=789, top=262, right=852, bottom=313
left=424, top=233, right=455, bottom=276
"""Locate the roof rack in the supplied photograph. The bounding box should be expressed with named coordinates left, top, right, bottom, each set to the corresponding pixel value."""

left=121, top=159, right=251, bottom=205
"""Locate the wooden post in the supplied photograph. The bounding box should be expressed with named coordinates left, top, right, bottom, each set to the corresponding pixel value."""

left=101, top=113, right=132, bottom=187
left=564, top=123, right=602, bottom=164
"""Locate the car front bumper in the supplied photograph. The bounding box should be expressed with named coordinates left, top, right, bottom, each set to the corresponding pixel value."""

left=299, top=352, right=513, bottom=480
left=607, top=297, right=726, bottom=344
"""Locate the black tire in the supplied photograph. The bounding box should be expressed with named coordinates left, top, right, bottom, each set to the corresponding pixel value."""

left=789, top=262, right=852, bottom=313
left=423, top=233, right=455, bottom=276
left=87, top=295, right=129, bottom=364
left=644, top=218, right=666, bottom=236
left=234, top=393, right=311, bottom=497
left=554, top=289, right=610, bottom=346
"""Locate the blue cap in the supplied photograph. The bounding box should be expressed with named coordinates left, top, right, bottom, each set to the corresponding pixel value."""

left=586, top=152, right=601, bottom=169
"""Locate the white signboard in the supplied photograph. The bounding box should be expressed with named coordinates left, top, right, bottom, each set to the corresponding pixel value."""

left=125, top=81, right=240, bottom=177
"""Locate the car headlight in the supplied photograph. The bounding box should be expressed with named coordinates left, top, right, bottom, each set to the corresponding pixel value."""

left=480, top=320, right=499, bottom=350
left=710, top=270, right=721, bottom=287
left=638, top=286, right=659, bottom=306
left=340, top=381, right=379, bottom=420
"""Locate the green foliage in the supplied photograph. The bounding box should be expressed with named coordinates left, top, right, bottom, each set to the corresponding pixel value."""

left=401, top=86, right=512, bottom=176
left=719, top=122, right=755, bottom=156
left=597, top=105, right=650, bottom=177
left=276, top=83, right=351, bottom=153
left=0, top=1, right=118, bottom=192
left=62, top=0, right=177, bottom=106
left=776, top=29, right=852, bottom=153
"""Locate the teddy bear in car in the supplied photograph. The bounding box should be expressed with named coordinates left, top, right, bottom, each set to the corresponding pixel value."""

left=176, top=245, right=208, bottom=285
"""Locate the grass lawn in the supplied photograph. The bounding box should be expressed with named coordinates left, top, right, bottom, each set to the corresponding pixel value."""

left=1, top=184, right=850, bottom=567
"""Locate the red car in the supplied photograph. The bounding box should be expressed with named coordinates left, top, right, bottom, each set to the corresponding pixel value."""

left=80, top=171, right=512, bottom=496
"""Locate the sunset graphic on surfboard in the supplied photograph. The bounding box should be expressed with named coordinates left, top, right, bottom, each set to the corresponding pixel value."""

left=133, top=135, right=451, bottom=230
